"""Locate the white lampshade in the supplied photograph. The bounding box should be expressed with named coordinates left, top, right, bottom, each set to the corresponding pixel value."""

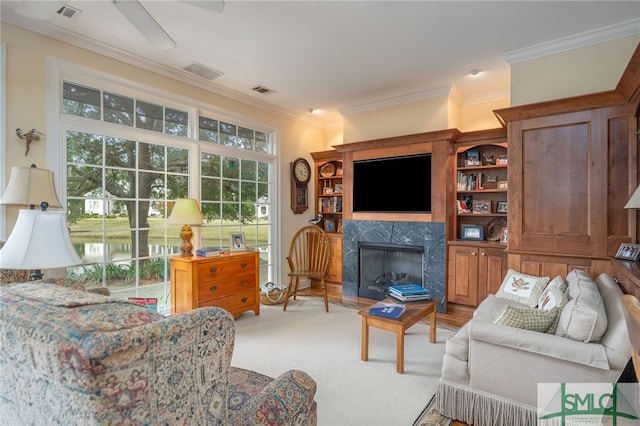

left=167, top=198, right=204, bottom=225
left=625, top=184, right=640, bottom=209
left=0, top=166, right=62, bottom=209
left=0, top=209, right=81, bottom=270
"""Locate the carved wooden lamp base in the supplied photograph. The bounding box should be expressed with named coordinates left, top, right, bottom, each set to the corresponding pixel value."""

left=179, top=224, right=194, bottom=256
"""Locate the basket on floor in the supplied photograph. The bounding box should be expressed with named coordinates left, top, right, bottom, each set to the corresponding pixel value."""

left=260, top=282, right=287, bottom=305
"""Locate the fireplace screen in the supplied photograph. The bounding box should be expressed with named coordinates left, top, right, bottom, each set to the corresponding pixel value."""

left=358, top=242, right=424, bottom=300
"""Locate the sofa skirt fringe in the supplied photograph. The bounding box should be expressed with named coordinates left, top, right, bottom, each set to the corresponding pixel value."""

left=435, top=380, right=538, bottom=426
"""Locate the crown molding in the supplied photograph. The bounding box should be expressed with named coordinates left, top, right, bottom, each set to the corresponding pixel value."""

left=459, top=90, right=511, bottom=106
left=503, top=18, right=640, bottom=64
left=1, top=11, right=327, bottom=130
left=339, top=86, right=452, bottom=116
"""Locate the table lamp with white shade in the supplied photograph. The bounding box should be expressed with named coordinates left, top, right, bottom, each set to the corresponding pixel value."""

left=0, top=165, right=63, bottom=209
left=625, top=185, right=640, bottom=209
left=167, top=198, right=203, bottom=256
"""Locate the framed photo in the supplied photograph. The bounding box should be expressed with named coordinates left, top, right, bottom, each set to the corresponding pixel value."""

left=334, top=184, right=343, bottom=193
left=230, top=232, right=246, bottom=252
left=465, top=150, right=481, bottom=166
left=323, top=187, right=333, bottom=194
left=324, top=217, right=336, bottom=233
left=460, top=224, right=484, bottom=241
left=497, top=155, right=508, bottom=165
left=615, top=243, right=640, bottom=261
left=500, top=228, right=508, bottom=244
left=496, top=201, right=508, bottom=214
left=472, top=199, right=491, bottom=214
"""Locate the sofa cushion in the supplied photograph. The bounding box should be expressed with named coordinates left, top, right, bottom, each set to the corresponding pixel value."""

left=555, top=276, right=607, bottom=342
left=545, top=275, right=567, bottom=294
left=495, top=269, right=549, bottom=308
left=494, top=304, right=559, bottom=333
left=537, top=284, right=568, bottom=334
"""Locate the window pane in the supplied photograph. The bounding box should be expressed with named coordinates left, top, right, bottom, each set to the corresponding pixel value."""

left=165, top=108, right=188, bottom=136
left=202, top=202, right=222, bottom=225
left=201, top=152, right=221, bottom=177
left=199, top=117, right=219, bottom=143
left=255, top=131, right=269, bottom=153
left=105, top=169, right=135, bottom=198
left=136, top=100, right=163, bottom=132
left=223, top=157, right=240, bottom=179
left=139, top=143, right=166, bottom=172
left=201, top=177, right=221, bottom=201
left=241, top=182, right=256, bottom=203
left=257, top=161, right=269, bottom=182
left=238, top=127, right=255, bottom=150
left=103, top=92, right=134, bottom=126
left=241, top=159, right=257, bottom=181
left=166, top=175, right=188, bottom=199
left=222, top=202, right=240, bottom=224
left=63, top=82, right=101, bottom=119
left=67, top=165, right=103, bottom=198
left=105, top=137, right=136, bottom=168
left=222, top=179, right=239, bottom=202
left=67, top=131, right=103, bottom=165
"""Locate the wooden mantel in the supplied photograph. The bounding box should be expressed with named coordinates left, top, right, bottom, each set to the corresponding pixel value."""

left=333, top=129, right=461, bottom=223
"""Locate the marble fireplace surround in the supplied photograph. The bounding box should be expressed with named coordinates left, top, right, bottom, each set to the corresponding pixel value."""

left=342, top=219, right=446, bottom=312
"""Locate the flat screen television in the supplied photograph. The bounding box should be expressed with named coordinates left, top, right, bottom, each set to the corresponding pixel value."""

left=353, top=154, right=432, bottom=213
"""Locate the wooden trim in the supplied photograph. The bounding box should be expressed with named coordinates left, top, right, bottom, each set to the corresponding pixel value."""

left=333, top=129, right=461, bottom=153
left=615, top=42, right=640, bottom=103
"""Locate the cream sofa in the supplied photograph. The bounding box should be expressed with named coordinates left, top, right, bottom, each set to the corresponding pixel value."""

left=436, top=271, right=632, bottom=426
left=0, top=282, right=317, bottom=425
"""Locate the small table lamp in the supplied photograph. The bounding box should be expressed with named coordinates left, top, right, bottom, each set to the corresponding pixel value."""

left=0, top=205, right=82, bottom=280
left=167, top=198, right=203, bottom=256
left=0, top=165, right=63, bottom=209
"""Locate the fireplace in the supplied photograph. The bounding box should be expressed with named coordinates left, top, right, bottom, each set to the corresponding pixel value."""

left=342, top=220, right=446, bottom=312
left=358, top=242, right=424, bottom=300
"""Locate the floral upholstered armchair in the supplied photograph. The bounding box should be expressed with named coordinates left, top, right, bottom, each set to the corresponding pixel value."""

left=0, top=283, right=317, bottom=425
left=0, top=241, right=30, bottom=283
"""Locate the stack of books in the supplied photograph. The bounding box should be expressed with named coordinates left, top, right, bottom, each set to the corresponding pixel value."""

left=368, top=301, right=406, bottom=319
left=196, top=247, right=221, bottom=257
left=388, top=284, right=432, bottom=303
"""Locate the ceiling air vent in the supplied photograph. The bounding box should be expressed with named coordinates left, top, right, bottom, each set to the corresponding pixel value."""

left=182, top=62, right=223, bottom=80
left=252, top=85, right=277, bottom=95
left=56, top=5, right=82, bottom=19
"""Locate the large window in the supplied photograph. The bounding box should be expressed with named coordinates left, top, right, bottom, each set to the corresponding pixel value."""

left=59, top=79, right=276, bottom=313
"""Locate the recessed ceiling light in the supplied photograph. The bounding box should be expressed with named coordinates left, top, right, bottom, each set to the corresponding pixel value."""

left=470, top=69, right=481, bottom=76
left=308, top=108, right=315, bottom=114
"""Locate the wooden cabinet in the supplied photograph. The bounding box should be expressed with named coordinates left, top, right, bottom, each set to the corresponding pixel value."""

left=170, top=251, right=260, bottom=318
left=447, top=242, right=507, bottom=307
left=326, top=233, right=343, bottom=283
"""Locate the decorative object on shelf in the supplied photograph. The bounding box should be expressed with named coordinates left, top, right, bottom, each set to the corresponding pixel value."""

left=336, top=166, right=343, bottom=176
left=616, top=243, right=640, bottom=261
left=230, top=232, right=246, bottom=251
left=486, top=217, right=507, bottom=241
left=324, top=217, right=336, bottom=233
left=460, top=224, right=484, bottom=241
left=456, top=199, right=471, bottom=214
left=334, top=184, right=343, bottom=193
left=497, top=155, right=508, bottom=165
left=465, top=150, right=481, bottom=166
left=337, top=219, right=343, bottom=233
left=472, top=199, right=491, bottom=214
left=308, top=214, right=323, bottom=225
left=290, top=157, right=311, bottom=214
left=323, top=187, right=333, bottom=194
left=167, top=198, right=203, bottom=256
left=0, top=205, right=82, bottom=280
left=497, top=181, right=508, bottom=189
left=496, top=201, right=508, bottom=214
left=320, top=162, right=336, bottom=177
left=483, top=154, right=495, bottom=165
left=462, top=194, right=473, bottom=211
left=16, top=128, right=45, bottom=156
left=500, top=227, right=509, bottom=244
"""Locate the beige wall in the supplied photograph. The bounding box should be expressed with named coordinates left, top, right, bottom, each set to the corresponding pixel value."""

left=458, top=98, right=510, bottom=132
left=511, top=35, right=640, bottom=106
left=1, top=24, right=326, bottom=278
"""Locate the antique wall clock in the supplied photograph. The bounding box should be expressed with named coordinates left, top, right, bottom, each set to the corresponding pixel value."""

left=290, top=157, right=311, bottom=214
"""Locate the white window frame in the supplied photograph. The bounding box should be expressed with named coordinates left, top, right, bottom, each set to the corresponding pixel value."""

left=45, top=57, right=282, bottom=286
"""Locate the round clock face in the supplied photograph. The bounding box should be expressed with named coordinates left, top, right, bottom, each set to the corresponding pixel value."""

left=293, top=159, right=311, bottom=184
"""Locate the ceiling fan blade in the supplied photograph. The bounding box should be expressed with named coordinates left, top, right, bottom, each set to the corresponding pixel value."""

left=113, top=0, right=176, bottom=50
left=179, top=1, right=225, bottom=13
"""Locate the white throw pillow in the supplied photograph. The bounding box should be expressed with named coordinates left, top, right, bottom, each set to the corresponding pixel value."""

left=555, top=277, right=608, bottom=342
left=496, top=269, right=550, bottom=308
left=545, top=275, right=567, bottom=294
left=537, top=284, right=568, bottom=334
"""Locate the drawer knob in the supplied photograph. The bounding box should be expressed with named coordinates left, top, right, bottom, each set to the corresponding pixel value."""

left=209, top=267, right=218, bottom=274
left=241, top=297, right=248, bottom=303
left=241, top=279, right=248, bottom=286
left=240, top=262, right=248, bottom=269
left=209, top=285, right=218, bottom=293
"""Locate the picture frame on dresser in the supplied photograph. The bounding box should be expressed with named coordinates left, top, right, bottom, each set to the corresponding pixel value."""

left=615, top=243, right=640, bottom=261
left=460, top=224, right=484, bottom=241
left=230, top=232, right=246, bottom=251
left=496, top=201, right=508, bottom=213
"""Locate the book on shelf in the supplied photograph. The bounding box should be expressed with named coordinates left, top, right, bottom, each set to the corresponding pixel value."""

left=196, top=247, right=221, bottom=257
left=128, top=297, right=158, bottom=312
left=388, top=284, right=429, bottom=295
left=387, top=293, right=433, bottom=303
left=368, top=301, right=406, bottom=319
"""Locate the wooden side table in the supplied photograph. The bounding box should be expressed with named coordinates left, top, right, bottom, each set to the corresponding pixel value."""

left=357, top=298, right=437, bottom=374
left=170, top=251, right=260, bottom=318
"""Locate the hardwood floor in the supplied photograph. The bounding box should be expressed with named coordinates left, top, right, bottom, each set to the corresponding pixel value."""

left=304, top=286, right=471, bottom=426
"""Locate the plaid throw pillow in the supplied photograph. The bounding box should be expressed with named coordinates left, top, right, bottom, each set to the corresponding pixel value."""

left=494, top=305, right=560, bottom=333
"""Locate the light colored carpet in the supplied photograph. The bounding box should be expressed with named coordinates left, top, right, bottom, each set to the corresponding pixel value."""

left=232, top=297, right=456, bottom=426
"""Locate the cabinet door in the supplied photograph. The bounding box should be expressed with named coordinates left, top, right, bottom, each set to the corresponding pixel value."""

left=326, top=234, right=342, bottom=283
left=447, top=245, right=479, bottom=306
left=478, top=247, right=507, bottom=301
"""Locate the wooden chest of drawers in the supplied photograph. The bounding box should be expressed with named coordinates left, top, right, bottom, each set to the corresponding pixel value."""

left=170, top=251, right=260, bottom=318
